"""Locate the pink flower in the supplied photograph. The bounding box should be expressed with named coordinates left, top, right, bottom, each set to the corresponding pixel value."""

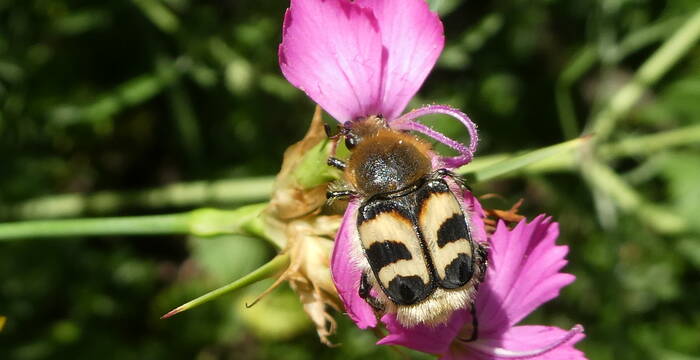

left=377, top=194, right=586, bottom=359
left=279, top=0, right=586, bottom=357
left=279, top=0, right=478, bottom=168
left=333, top=188, right=585, bottom=358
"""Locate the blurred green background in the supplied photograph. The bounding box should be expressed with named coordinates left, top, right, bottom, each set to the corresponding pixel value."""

left=1, top=0, right=699, bottom=359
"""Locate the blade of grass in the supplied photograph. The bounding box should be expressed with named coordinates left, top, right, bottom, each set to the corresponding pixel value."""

left=131, top=0, right=179, bottom=34
left=556, top=45, right=597, bottom=139
left=600, top=124, right=700, bottom=159
left=590, top=8, right=700, bottom=140
left=460, top=136, right=591, bottom=183
left=161, top=254, right=290, bottom=319
left=582, top=160, right=687, bottom=234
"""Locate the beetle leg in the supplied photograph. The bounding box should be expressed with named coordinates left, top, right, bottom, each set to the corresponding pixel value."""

left=359, top=272, right=384, bottom=312
left=326, top=189, right=357, bottom=200
left=477, top=243, right=488, bottom=282
left=434, top=168, right=472, bottom=191
left=465, top=302, right=480, bottom=342
left=327, top=157, right=347, bottom=170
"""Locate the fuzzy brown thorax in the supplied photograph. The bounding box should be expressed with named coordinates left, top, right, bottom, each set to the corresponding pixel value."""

left=345, top=117, right=432, bottom=197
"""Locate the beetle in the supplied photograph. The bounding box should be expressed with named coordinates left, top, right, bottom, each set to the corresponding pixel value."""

left=326, top=115, right=487, bottom=333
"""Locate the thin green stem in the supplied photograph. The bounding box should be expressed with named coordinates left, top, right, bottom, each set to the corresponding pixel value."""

left=581, top=160, right=687, bottom=234
left=555, top=16, right=681, bottom=140
left=165, top=57, right=203, bottom=161
left=556, top=46, right=597, bottom=139
left=590, top=8, right=700, bottom=140
left=0, top=214, right=190, bottom=240
left=613, top=16, right=686, bottom=63
left=131, top=0, right=179, bottom=34
left=49, top=59, right=183, bottom=127
left=161, top=254, right=290, bottom=319
left=7, top=123, right=699, bottom=223
left=460, top=136, right=591, bottom=182
left=0, top=203, right=270, bottom=243
left=1, top=177, right=274, bottom=220
left=599, top=124, right=700, bottom=159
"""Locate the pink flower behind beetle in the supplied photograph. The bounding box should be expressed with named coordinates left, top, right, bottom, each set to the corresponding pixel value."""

left=279, top=0, right=586, bottom=358
left=377, top=194, right=586, bottom=359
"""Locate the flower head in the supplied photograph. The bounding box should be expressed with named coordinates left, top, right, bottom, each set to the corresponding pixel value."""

left=279, top=0, right=585, bottom=357
left=376, top=194, right=586, bottom=358
left=279, top=0, right=478, bottom=168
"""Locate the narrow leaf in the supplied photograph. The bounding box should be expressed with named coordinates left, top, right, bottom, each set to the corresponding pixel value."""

left=462, top=135, right=591, bottom=182
left=161, top=253, right=290, bottom=319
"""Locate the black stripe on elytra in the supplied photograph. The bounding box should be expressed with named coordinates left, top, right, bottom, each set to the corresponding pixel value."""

left=358, top=197, right=413, bottom=223
left=357, top=182, right=439, bottom=305
left=386, top=275, right=431, bottom=305
left=415, top=178, right=451, bottom=208
left=437, top=213, right=471, bottom=248
left=439, top=253, right=474, bottom=289
left=365, top=241, right=413, bottom=271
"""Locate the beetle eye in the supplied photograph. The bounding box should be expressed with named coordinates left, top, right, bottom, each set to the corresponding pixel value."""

left=345, top=135, right=358, bottom=150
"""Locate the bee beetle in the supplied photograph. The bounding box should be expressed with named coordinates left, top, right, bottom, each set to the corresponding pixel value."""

left=327, top=115, right=488, bottom=334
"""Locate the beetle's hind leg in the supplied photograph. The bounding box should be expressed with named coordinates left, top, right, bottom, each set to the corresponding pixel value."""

left=359, top=272, right=385, bottom=312
left=465, top=302, right=480, bottom=342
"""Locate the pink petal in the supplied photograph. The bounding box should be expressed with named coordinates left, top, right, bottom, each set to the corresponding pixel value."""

left=462, top=191, right=488, bottom=243
left=279, top=0, right=384, bottom=123
left=330, top=199, right=377, bottom=328
left=458, top=325, right=586, bottom=360
left=355, top=0, right=445, bottom=120
left=377, top=310, right=467, bottom=355
left=393, top=105, right=479, bottom=168
left=477, top=216, right=575, bottom=333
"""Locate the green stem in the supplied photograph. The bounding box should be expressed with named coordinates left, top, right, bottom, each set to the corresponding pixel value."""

left=581, top=160, right=687, bottom=234
left=131, top=0, right=179, bottom=34
left=599, top=124, right=700, bottom=159
left=591, top=8, right=700, bottom=140
left=555, top=16, right=682, bottom=140
left=460, top=136, right=591, bottom=182
left=0, top=203, right=270, bottom=243
left=0, top=214, right=190, bottom=240
left=49, top=59, right=183, bottom=127
left=161, top=254, right=290, bottom=319
left=1, top=177, right=274, bottom=220
left=461, top=123, right=700, bottom=183
left=166, top=57, right=203, bottom=161
left=556, top=46, right=597, bottom=139
left=7, top=123, right=700, bottom=223
left=613, top=16, right=686, bottom=63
